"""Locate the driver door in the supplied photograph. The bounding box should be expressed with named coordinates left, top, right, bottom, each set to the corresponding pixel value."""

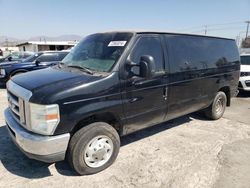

left=121, top=35, right=168, bottom=134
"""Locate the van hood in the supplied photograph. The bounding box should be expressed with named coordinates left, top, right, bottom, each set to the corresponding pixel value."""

left=240, top=65, right=250, bottom=72
left=11, top=67, right=104, bottom=92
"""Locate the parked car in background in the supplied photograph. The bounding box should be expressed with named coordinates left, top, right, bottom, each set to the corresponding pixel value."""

left=0, top=51, right=34, bottom=63
left=4, top=31, right=240, bottom=175
left=0, top=51, right=69, bottom=84
left=238, top=54, right=250, bottom=91
left=0, top=49, right=3, bottom=56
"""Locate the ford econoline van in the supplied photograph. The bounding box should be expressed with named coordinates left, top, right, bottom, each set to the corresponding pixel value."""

left=4, top=31, right=240, bottom=175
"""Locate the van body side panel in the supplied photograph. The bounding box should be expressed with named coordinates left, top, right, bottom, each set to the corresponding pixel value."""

left=121, top=76, right=168, bottom=134
left=164, top=35, right=240, bottom=120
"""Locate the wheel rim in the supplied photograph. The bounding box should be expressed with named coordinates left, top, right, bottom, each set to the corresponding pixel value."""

left=84, top=135, right=114, bottom=168
left=215, top=97, right=225, bottom=115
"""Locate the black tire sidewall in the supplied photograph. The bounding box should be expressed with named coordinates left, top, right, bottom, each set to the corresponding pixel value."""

left=69, top=122, right=120, bottom=175
left=211, top=92, right=227, bottom=120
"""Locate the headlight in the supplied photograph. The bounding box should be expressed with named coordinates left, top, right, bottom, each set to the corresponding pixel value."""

left=29, top=103, right=60, bottom=135
left=0, top=69, right=6, bottom=77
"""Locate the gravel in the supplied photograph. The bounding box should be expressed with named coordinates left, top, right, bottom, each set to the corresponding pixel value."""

left=0, top=88, right=250, bottom=188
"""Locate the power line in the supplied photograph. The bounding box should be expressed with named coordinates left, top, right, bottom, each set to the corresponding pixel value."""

left=190, top=25, right=245, bottom=33
left=179, top=21, right=245, bottom=32
left=207, top=26, right=246, bottom=32
left=190, top=26, right=246, bottom=34
left=205, top=21, right=244, bottom=27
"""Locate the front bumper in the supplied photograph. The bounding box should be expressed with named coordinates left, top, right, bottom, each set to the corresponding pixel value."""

left=4, top=108, right=70, bottom=163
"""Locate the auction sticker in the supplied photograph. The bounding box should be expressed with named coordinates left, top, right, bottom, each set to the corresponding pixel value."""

left=108, top=41, right=127, bottom=47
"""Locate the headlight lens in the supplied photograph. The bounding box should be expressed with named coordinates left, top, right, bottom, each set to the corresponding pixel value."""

left=0, top=69, right=6, bottom=77
left=29, top=103, right=60, bottom=135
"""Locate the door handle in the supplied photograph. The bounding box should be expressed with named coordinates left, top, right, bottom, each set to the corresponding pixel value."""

left=132, top=79, right=145, bottom=86
left=133, top=81, right=143, bottom=86
left=163, top=87, right=168, bottom=100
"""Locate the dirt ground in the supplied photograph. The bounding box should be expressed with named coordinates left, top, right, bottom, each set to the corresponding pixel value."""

left=0, top=88, right=250, bottom=188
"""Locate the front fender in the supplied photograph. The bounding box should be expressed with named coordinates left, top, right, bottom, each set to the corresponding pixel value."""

left=54, top=94, right=124, bottom=135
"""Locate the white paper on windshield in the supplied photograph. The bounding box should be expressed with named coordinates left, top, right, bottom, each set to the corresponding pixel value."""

left=108, top=41, right=127, bottom=47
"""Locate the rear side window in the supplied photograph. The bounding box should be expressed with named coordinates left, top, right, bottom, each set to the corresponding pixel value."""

left=128, top=36, right=164, bottom=72
left=165, top=35, right=239, bottom=72
left=58, top=52, right=69, bottom=61
left=37, top=54, right=58, bottom=62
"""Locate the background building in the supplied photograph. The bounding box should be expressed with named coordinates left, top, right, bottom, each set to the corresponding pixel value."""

left=17, top=41, right=78, bottom=52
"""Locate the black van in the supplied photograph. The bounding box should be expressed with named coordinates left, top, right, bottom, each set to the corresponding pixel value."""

left=4, top=31, right=240, bottom=175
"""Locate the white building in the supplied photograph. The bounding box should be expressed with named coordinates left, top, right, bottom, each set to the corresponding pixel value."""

left=17, top=41, right=78, bottom=52
left=0, top=46, right=19, bottom=57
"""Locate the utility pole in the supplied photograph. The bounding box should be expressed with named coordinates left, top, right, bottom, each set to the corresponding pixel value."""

left=245, top=21, right=250, bottom=39
left=204, top=25, right=207, bottom=35
left=5, top=38, right=8, bottom=48
left=236, top=35, right=240, bottom=47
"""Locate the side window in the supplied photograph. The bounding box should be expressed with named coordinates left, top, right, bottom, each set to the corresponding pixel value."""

left=128, top=36, right=164, bottom=72
left=165, top=35, right=239, bottom=73
left=165, top=35, right=205, bottom=72
left=37, top=54, right=58, bottom=62
left=58, top=52, right=68, bottom=61
left=10, top=52, right=21, bottom=60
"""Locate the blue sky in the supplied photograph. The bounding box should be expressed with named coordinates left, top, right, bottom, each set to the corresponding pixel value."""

left=0, top=0, right=249, bottom=39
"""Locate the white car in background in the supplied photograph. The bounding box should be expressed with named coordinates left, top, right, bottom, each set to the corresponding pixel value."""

left=239, top=54, right=250, bottom=91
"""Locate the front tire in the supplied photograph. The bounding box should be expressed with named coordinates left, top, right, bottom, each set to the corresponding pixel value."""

left=67, top=122, right=120, bottom=175
left=205, top=91, right=227, bottom=120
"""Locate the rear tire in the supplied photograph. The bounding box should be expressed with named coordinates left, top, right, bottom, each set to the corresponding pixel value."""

left=67, top=122, right=120, bottom=175
left=204, top=91, right=227, bottom=120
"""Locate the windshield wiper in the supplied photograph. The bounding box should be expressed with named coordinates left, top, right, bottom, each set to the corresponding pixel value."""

left=67, top=65, right=93, bottom=75
left=58, top=62, right=65, bottom=68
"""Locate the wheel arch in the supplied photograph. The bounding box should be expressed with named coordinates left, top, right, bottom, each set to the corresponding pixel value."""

left=10, top=69, right=28, bottom=77
left=71, top=112, right=123, bottom=136
left=218, top=86, right=231, bottom=106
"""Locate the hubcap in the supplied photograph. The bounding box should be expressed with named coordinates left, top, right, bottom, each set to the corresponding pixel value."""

left=215, top=97, right=224, bottom=115
left=84, top=135, right=113, bottom=168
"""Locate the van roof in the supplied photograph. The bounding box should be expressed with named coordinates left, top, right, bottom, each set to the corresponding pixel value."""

left=99, top=30, right=235, bottom=41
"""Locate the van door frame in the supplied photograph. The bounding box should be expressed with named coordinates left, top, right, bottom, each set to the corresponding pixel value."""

left=119, top=33, right=170, bottom=134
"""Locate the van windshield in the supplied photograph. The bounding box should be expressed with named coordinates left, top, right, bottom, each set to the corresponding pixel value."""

left=241, top=56, right=250, bottom=65
left=62, top=32, right=133, bottom=72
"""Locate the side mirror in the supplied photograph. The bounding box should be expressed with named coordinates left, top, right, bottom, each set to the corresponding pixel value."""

left=8, top=56, right=12, bottom=61
left=139, top=55, right=155, bottom=79
left=35, top=59, right=40, bottom=66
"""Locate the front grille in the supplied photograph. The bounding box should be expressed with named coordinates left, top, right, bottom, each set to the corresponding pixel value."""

left=6, top=80, right=32, bottom=130
left=7, top=90, right=26, bottom=126
left=240, top=72, right=250, bottom=77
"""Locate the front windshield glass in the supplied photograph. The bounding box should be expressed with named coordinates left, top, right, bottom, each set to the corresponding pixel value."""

left=62, top=32, right=133, bottom=72
left=241, top=56, right=250, bottom=65
left=22, top=53, right=42, bottom=62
